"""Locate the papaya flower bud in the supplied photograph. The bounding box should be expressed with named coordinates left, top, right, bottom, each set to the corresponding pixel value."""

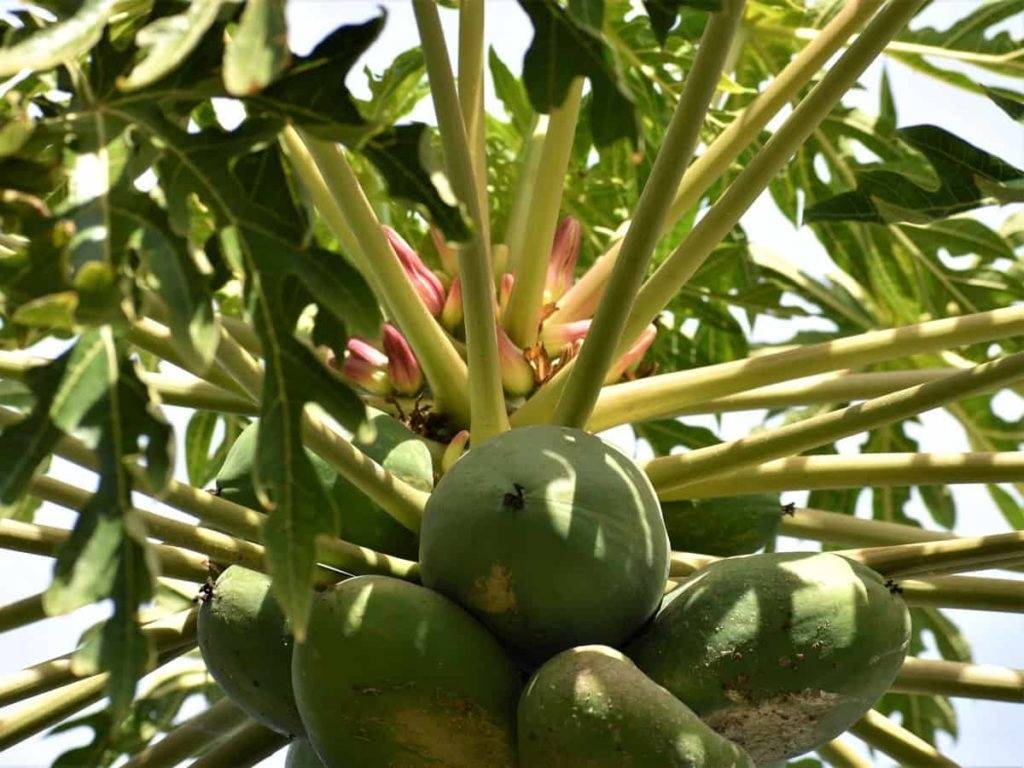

left=605, top=324, right=657, bottom=383
left=498, top=272, right=515, bottom=322
left=544, top=217, right=581, bottom=304
left=382, top=323, right=423, bottom=396
left=441, top=429, right=470, bottom=474
left=383, top=226, right=445, bottom=317
left=341, top=337, right=392, bottom=396
left=498, top=327, right=535, bottom=397
left=540, top=319, right=590, bottom=356
left=441, top=278, right=464, bottom=332
left=430, top=226, right=459, bottom=277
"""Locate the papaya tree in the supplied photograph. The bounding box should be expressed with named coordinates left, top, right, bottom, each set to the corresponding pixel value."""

left=0, top=0, right=1022, bottom=766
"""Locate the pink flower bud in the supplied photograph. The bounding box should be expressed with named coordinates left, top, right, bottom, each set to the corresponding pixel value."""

left=606, top=324, right=657, bottom=383
left=341, top=337, right=392, bottom=395
left=540, top=319, right=590, bottom=355
left=430, top=226, right=459, bottom=277
left=441, top=429, right=470, bottom=473
left=498, top=327, right=535, bottom=397
left=544, top=217, right=581, bottom=304
left=498, top=272, right=515, bottom=322
left=382, top=323, right=423, bottom=396
left=441, top=278, right=464, bottom=332
left=383, top=226, right=446, bottom=317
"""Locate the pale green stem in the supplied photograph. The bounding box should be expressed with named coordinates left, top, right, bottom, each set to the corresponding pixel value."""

left=502, top=78, right=584, bottom=348
left=189, top=720, right=288, bottom=768
left=657, top=451, right=1024, bottom=499
left=840, top=530, right=1024, bottom=579
left=545, top=0, right=886, bottom=328
left=671, top=369, right=958, bottom=415
left=122, top=699, right=249, bottom=768
left=849, top=710, right=960, bottom=768
left=551, top=0, right=747, bottom=429
left=415, top=0, right=508, bottom=442
left=896, top=576, right=1024, bottom=614
left=0, top=518, right=209, bottom=582
left=0, top=611, right=197, bottom=751
left=646, top=352, right=1024, bottom=493
left=298, top=133, right=471, bottom=423
left=221, top=315, right=263, bottom=358
left=894, top=658, right=1024, bottom=702
left=572, top=304, right=1024, bottom=431
left=624, top=0, right=926, bottom=353
left=504, top=116, right=547, bottom=271
left=781, top=506, right=986, bottom=548
left=817, top=738, right=872, bottom=768
left=0, top=609, right=196, bottom=709
left=0, top=592, right=46, bottom=634
left=457, top=0, right=489, bottom=238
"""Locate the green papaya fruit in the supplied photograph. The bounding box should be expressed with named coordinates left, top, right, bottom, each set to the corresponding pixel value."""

left=215, top=413, right=425, bottom=558
left=292, top=575, right=521, bottom=767
left=197, top=566, right=303, bottom=736
left=518, top=645, right=755, bottom=768
left=662, top=495, right=781, bottom=556
left=627, top=552, right=911, bottom=763
left=285, top=739, right=324, bottom=768
left=420, top=425, right=669, bottom=662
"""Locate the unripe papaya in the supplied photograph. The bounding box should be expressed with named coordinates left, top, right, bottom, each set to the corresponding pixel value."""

left=197, top=566, right=303, bottom=736
left=284, top=739, right=324, bottom=768
left=518, top=645, right=755, bottom=768
left=627, top=552, right=911, bottom=763
left=662, top=495, right=781, bottom=556
left=419, top=425, right=669, bottom=662
left=215, top=412, right=424, bottom=558
left=292, top=575, right=521, bottom=767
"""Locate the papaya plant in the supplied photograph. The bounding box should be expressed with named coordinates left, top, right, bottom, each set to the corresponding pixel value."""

left=0, top=0, right=1022, bottom=766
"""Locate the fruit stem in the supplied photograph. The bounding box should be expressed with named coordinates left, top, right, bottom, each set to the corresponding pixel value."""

left=849, top=709, right=959, bottom=768
left=645, top=352, right=1024, bottom=493
left=620, top=0, right=927, bottom=350
left=297, top=132, right=472, bottom=424
left=817, top=738, right=872, bottom=768
left=415, top=0, right=509, bottom=442
left=840, top=531, right=1024, bottom=579
left=656, top=452, right=1024, bottom=500
left=573, top=304, right=1024, bottom=432
left=457, top=0, right=489, bottom=239
left=188, top=720, right=288, bottom=768
left=550, top=0, right=747, bottom=430
left=502, top=78, right=584, bottom=348
left=0, top=609, right=197, bottom=709
left=121, top=699, right=249, bottom=768
left=893, top=658, right=1024, bottom=703
left=0, top=518, right=208, bottom=582
left=0, top=592, right=46, bottom=635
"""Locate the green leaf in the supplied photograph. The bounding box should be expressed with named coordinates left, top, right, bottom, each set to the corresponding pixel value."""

left=0, top=0, right=117, bottom=77
left=634, top=418, right=721, bottom=455
left=361, top=47, right=428, bottom=126
left=117, top=0, right=225, bottom=91
left=986, top=86, right=1024, bottom=123
left=223, top=0, right=291, bottom=96
left=641, top=0, right=721, bottom=45
left=489, top=47, right=534, bottom=136
left=806, top=125, right=1024, bottom=224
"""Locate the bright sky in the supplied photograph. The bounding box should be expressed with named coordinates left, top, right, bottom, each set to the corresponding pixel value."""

left=1, top=1, right=1021, bottom=766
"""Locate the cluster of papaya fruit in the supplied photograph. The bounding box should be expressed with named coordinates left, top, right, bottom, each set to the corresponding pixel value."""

left=199, top=418, right=911, bottom=767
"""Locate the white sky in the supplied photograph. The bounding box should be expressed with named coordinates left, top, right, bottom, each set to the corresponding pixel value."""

left=1, top=1, right=1022, bottom=766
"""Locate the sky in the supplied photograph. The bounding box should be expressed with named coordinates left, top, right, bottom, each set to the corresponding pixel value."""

left=0, top=1, right=1022, bottom=767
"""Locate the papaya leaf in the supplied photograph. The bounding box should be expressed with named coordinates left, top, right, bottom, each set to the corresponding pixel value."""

left=489, top=47, right=534, bottom=136
left=222, top=0, right=290, bottom=96
left=986, top=86, right=1024, bottom=123
left=117, top=0, right=225, bottom=91
left=361, top=47, right=428, bottom=126
left=517, top=0, right=637, bottom=147
left=634, top=419, right=721, bottom=455
left=805, top=126, right=1024, bottom=225
left=641, top=0, right=721, bottom=45
left=0, top=0, right=116, bottom=77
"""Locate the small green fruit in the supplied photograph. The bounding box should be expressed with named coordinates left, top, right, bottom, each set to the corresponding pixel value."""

left=197, top=566, right=302, bottom=736
left=284, top=740, right=324, bottom=768
left=292, top=575, right=521, bottom=767
left=627, top=552, right=911, bottom=763
left=518, top=645, right=755, bottom=768
left=420, top=425, right=669, bottom=661
left=662, top=495, right=781, bottom=556
left=215, top=414, right=423, bottom=558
